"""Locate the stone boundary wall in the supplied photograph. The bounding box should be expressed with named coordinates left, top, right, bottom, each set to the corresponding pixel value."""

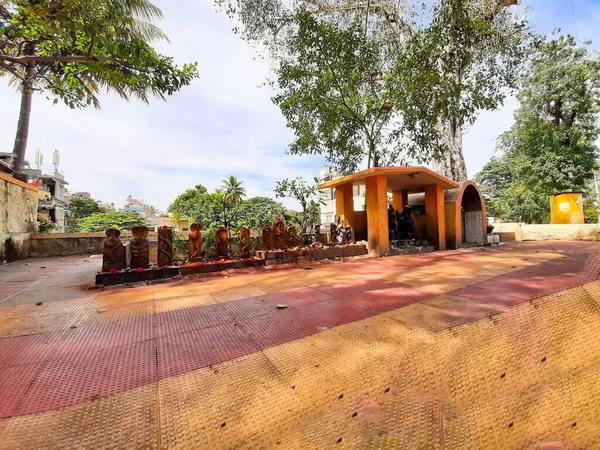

left=28, top=232, right=160, bottom=259
left=493, top=223, right=600, bottom=241
left=1, top=173, right=38, bottom=263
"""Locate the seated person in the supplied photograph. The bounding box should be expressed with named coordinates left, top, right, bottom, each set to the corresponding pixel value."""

left=398, top=206, right=415, bottom=239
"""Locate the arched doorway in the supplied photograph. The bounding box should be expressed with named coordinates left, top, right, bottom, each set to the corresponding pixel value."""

left=461, top=184, right=485, bottom=245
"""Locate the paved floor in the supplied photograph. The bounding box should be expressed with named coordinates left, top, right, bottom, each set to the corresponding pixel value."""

left=1, top=241, right=600, bottom=448
left=0, top=255, right=102, bottom=306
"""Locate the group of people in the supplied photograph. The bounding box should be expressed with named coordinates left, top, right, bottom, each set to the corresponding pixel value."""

left=388, top=204, right=416, bottom=241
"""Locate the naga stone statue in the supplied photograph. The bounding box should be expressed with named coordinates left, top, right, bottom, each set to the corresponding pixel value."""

left=130, top=225, right=150, bottom=269
left=102, top=228, right=125, bottom=272
left=189, top=222, right=203, bottom=262
left=216, top=226, right=230, bottom=259
left=240, top=227, right=251, bottom=258
left=285, top=224, right=298, bottom=248
left=273, top=218, right=285, bottom=250
left=330, top=223, right=338, bottom=244
left=157, top=227, right=173, bottom=267
left=262, top=224, right=273, bottom=250
left=313, top=224, right=323, bottom=245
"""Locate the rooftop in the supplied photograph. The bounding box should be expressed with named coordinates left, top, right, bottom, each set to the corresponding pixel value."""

left=318, top=166, right=459, bottom=191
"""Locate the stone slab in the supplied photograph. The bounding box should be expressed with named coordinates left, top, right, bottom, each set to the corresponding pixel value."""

left=179, top=259, right=265, bottom=276
left=95, top=267, right=180, bottom=286
left=388, top=246, right=435, bottom=256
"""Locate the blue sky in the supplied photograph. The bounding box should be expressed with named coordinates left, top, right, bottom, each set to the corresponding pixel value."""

left=1, top=0, right=599, bottom=211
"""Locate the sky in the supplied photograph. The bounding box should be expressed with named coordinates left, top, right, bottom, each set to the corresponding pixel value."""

left=1, top=0, right=599, bottom=212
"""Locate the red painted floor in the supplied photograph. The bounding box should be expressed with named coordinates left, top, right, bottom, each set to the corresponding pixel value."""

left=0, top=241, right=599, bottom=419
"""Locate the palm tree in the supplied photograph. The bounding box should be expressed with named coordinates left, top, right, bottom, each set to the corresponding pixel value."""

left=1, top=0, right=170, bottom=176
left=220, top=176, right=246, bottom=206
left=219, top=176, right=246, bottom=253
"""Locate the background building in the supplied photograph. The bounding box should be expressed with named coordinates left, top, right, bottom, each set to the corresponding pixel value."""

left=122, top=195, right=147, bottom=217
left=319, top=165, right=366, bottom=227
left=24, top=168, right=68, bottom=232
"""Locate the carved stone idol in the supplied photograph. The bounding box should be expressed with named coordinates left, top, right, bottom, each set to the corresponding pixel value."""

left=330, top=223, right=338, bottom=245
left=285, top=224, right=298, bottom=248
left=102, top=228, right=125, bottom=272
left=158, top=227, right=173, bottom=267
left=240, top=226, right=251, bottom=258
left=189, top=222, right=203, bottom=262
left=216, top=226, right=230, bottom=259
left=262, top=224, right=273, bottom=250
left=130, top=225, right=150, bottom=269
left=273, top=218, right=285, bottom=250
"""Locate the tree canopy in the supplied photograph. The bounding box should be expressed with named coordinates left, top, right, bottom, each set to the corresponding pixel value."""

left=274, top=177, right=322, bottom=233
left=168, top=183, right=292, bottom=233
left=65, top=197, right=103, bottom=232
left=218, top=0, right=528, bottom=179
left=1, top=0, right=199, bottom=173
left=167, top=184, right=209, bottom=222
left=78, top=212, right=149, bottom=232
left=475, top=33, right=600, bottom=223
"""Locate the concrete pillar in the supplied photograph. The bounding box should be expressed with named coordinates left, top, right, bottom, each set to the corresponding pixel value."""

left=425, top=184, right=446, bottom=251
left=335, top=183, right=355, bottom=232
left=391, top=189, right=408, bottom=211
left=365, top=175, right=389, bottom=256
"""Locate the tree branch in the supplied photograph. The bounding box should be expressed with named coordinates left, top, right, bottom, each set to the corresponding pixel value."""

left=0, top=60, right=27, bottom=82
left=0, top=55, right=128, bottom=65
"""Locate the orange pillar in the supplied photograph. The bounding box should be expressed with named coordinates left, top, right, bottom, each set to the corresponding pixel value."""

left=335, top=183, right=355, bottom=232
left=365, top=175, right=389, bottom=256
left=425, top=184, right=446, bottom=251
left=391, top=189, right=408, bottom=211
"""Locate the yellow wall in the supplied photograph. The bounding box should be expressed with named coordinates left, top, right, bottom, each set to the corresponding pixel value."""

left=550, top=193, right=584, bottom=224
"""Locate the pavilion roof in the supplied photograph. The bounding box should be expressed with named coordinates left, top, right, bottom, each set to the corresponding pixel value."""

left=317, top=166, right=458, bottom=192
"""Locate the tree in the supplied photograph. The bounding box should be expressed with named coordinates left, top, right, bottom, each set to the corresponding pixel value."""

left=273, top=11, right=405, bottom=173
left=475, top=157, right=550, bottom=223
left=218, top=0, right=527, bottom=180
left=167, top=184, right=209, bottom=221
left=78, top=212, right=149, bottom=232
left=0, top=0, right=199, bottom=176
left=274, top=177, right=323, bottom=233
left=235, top=197, right=287, bottom=231
left=475, top=33, right=600, bottom=223
left=65, top=197, right=103, bottom=232
left=169, top=185, right=288, bottom=232
left=220, top=175, right=246, bottom=205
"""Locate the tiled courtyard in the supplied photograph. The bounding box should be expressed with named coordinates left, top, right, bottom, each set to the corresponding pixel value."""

left=1, top=241, right=600, bottom=448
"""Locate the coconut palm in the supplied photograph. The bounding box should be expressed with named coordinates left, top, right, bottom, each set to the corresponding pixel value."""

left=220, top=176, right=247, bottom=206
left=1, top=0, right=194, bottom=176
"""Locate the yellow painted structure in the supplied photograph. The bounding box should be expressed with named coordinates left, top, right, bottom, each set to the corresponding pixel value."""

left=550, top=192, right=584, bottom=224
left=319, top=167, right=458, bottom=255
left=407, top=181, right=488, bottom=250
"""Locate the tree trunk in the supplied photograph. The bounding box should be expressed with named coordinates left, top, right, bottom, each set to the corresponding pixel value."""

left=370, top=142, right=379, bottom=168
left=432, top=118, right=468, bottom=182
left=10, top=51, right=36, bottom=175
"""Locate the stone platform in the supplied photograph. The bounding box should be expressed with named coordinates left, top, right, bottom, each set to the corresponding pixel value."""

left=1, top=241, right=600, bottom=448
left=389, top=245, right=435, bottom=256
left=95, top=266, right=180, bottom=286
left=96, top=244, right=368, bottom=284
left=179, top=259, right=265, bottom=276
left=259, top=244, right=368, bottom=266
